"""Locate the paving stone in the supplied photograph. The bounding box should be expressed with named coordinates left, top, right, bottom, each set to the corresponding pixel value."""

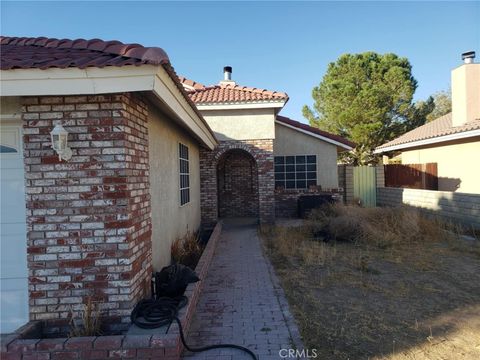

left=182, top=219, right=302, bottom=360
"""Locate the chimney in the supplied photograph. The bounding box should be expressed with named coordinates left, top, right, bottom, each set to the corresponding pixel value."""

left=224, top=66, right=232, bottom=80
left=219, top=66, right=235, bottom=86
left=462, top=51, right=475, bottom=64
left=451, top=51, right=480, bottom=127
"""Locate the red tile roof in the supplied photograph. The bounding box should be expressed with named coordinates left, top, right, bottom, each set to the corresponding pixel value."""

left=179, top=77, right=288, bottom=104
left=0, top=36, right=217, bottom=146
left=376, top=112, right=480, bottom=151
left=0, top=36, right=170, bottom=70
left=276, top=116, right=355, bottom=149
left=177, top=76, right=206, bottom=91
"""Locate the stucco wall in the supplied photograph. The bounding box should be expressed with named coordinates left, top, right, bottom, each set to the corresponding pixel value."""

left=148, top=105, right=201, bottom=271
left=274, top=123, right=339, bottom=189
left=201, top=108, right=276, bottom=141
left=0, top=97, right=21, bottom=117
left=401, top=138, right=480, bottom=194
left=377, top=187, right=480, bottom=229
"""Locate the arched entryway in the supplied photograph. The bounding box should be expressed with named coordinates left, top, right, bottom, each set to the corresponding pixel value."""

left=217, top=149, right=259, bottom=218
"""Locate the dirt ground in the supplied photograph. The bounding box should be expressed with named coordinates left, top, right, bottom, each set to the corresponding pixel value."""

left=261, top=214, right=480, bottom=360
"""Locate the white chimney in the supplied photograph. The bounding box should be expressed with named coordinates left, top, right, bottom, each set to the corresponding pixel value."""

left=451, top=51, right=480, bottom=127
left=219, top=66, right=235, bottom=86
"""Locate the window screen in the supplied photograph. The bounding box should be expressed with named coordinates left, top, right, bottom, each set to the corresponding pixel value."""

left=274, top=155, right=317, bottom=189
left=179, top=143, right=190, bottom=205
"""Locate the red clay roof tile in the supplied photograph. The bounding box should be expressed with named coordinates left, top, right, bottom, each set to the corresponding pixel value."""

left=0, top=35, right=170, bottom=70
left=0, top=35, right=216, bottom=146
left=179, top=77, right=288, bottom=104
left=376, top=113, right=480, bottom=151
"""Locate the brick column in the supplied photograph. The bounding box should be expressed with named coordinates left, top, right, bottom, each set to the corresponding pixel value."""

left=254, top=140, right=275, bottom=223
left=22, top=93, right=151, bottom=328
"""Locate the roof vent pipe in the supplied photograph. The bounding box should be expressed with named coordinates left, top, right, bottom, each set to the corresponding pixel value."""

left=462, top=51, right=475, bottom=64
left=223, top=66, right=232, bottom=81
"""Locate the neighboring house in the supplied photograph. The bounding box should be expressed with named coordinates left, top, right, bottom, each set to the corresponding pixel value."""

left=0, top=36, right=352, bottom=334
left=0, top=36, right=217, bottom=334
left=180, top=70, right=354, bottom=222
left=375, top=52, right=480, bottom=194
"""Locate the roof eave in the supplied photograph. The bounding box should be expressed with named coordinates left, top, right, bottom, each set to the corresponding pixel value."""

left=374, top=129, right=480, bottom=153
left=0, top=64, right=218, bottom=149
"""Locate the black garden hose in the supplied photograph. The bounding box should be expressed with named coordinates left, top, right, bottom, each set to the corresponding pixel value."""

left=131, top=297, right=257, bottom=360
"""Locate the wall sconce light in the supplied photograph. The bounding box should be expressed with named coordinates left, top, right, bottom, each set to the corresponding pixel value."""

left=50, top=124, right=72, bottom=161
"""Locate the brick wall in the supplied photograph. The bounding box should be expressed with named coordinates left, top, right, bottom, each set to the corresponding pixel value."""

left=377, top=187, right=480, bottom=229
left=217, top=150, right=259, bottom=218
left=1, top=223, right=224, bottom=360
left=200, top=139, right=274, bottom=226
left=22, top=93, right=152, bottom=328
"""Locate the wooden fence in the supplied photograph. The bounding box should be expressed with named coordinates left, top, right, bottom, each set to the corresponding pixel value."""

left=384, top=163, right=438, bottom=190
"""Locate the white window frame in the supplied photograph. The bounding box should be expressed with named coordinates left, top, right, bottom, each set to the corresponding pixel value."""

left=179, top=143, right=190, bottom=206
left=274, top=155, right=317, bottom=190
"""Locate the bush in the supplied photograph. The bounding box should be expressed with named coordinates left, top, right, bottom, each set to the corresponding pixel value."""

left=308, top=204, right=455, bottom=248
left=171, top=231, right=203, bottom=269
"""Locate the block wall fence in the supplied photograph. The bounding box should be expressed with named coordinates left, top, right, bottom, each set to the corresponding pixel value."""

left=339, top=164, right=478, bottom=229
left=377, top=187, right=480, bottom=229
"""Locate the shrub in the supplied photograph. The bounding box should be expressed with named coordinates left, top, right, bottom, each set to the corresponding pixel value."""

left=69, top=297, right=102, bottom=337
left=308, top=203, right=455, bottom=248
left=171, top=231, right=203, bottom=269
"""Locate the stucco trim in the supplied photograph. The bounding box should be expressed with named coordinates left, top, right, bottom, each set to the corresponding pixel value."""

left=275, top=120, right=353, bottom=150
left=374, top=129, right=480, bottom=153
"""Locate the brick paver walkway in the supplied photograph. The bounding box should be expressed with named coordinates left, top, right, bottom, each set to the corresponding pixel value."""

left=182, top=219, right=302, bottom=360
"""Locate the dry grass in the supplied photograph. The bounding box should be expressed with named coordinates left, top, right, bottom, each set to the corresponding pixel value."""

left=171, top=231, right=203, bottom=269
left=69, top=297, right=102, bottom=337
left=261, top=204, right=480, bottom=360
left=308, top=204, right=457, bottom=248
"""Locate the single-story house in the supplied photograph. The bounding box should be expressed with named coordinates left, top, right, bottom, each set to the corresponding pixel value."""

left=0, top=36, right=218, bottom=334
left=375, top=52, right=480, bottom=194
left=179, top=72, right=354, bottom=222
left=0, top=36, right=352, bottom=334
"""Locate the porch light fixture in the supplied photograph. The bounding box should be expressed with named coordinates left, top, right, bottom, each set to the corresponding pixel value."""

left=50, top=124, right=72, bottom=161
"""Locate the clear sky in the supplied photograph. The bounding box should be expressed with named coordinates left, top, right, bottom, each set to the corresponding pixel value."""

left=1, top=1, right=479, bottom=122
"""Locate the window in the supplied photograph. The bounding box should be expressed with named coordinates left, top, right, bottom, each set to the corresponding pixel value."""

left=274, top=155, right=317, bottom=189
left=0, top=145, right=17, bottom=153
left=179, top=143, right=190, bottom=205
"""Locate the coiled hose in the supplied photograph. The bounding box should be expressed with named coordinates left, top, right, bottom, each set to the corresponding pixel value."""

left=131, top=296, right=257, bottom=359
